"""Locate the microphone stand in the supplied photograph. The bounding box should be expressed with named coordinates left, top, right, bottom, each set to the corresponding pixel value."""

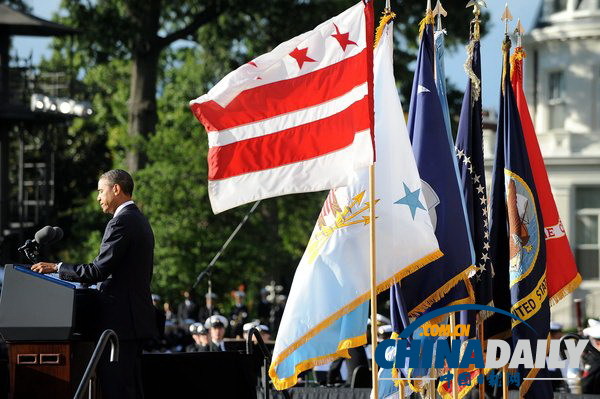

left=191, top=200, right=261, bottom=352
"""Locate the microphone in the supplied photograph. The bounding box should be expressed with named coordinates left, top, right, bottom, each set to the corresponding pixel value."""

left=34, top=226, right=56, bottom=245
left=50, top=227, right=64, bottom=244
left=18, top=225, right=64, bottom=263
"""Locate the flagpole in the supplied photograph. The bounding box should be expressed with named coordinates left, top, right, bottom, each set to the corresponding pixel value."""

left=449, top=313, right=459, bottom=399
left=500, top=9, right=513, bottom=399
left=369, top=164, right=379, bottom=398
left=478, top=316, right=485, bottom=398
left=502, top=365, right=509, bottom=398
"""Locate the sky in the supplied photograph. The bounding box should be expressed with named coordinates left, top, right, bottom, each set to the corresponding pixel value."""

left=12, top=0, right=543, bottom=110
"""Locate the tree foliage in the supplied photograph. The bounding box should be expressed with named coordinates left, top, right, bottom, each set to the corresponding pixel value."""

left=40, top=0, right=489, bottom=313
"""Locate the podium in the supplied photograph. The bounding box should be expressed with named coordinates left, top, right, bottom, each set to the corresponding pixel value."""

left=0, top=265, right=99, bottom=399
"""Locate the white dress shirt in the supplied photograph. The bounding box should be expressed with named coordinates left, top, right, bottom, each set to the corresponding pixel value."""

left=114, top=200, right=134, bottom=217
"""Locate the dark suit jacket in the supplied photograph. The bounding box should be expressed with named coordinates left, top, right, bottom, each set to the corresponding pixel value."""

left=59, top=203, right=157, bottom=341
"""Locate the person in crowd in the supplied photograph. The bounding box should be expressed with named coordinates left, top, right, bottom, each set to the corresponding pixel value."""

left=582, top=319, right=600, bottom=394
left=243, top=321, right=271, bottom=344
left=152, top=294, right=166, bottom=338
left=258, top=324, right=271, bottom=343
left=198, top=292, right=220, bottom=323
left=32, top=169, right=156, bottom=399
left=378, top=325, right=393, bottom=342
left=186, top=323, right=209, bottom=352
left=204, top=315, right=230, bottom=352
left=230, top=290, right=249, bottom=338
left=163, top=302, right=176, bottom=322
left=243, top=321, right=260, bottom=342
left=177, top=290, right=198, bottom=323
left=257, top=288, right=270, bottom=324
left=550, top=321, right=564, bottom=339
left=548, top=321, right=568, bottom=392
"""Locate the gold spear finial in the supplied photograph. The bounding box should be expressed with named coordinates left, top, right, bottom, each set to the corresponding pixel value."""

left=466, top=0, right=487, bottom=13
left=514, top=18, right=525, bottom=47
left=433, top=0, right=447, bottom=31
left=466, top=0, right=487, bottom=41
left=501, top=3, right=513, bottom=35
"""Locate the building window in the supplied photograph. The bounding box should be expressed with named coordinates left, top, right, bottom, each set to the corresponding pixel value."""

left=548, top=71, right=566, bottom=130
left=576, top=187, right=600, bottom=280
left=553, top=0, right=568, bottom=12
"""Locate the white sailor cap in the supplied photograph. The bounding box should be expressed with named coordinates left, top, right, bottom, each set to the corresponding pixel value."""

left=584, top=325, right=600, bottom=339
left=204, top=314, right=229, bottom=329
left=550, top=322, right=563, bottom=332
left=189, top=322, right=207, bottom=335
left=378, top=325, right=393, bottom=335
left=589, top=318, right=600, bottom=328
left=368, top=314, right=391, bottom=326
left=257, top=324, right=270, bottom=333
left=243, top=321, right=260, bottom=332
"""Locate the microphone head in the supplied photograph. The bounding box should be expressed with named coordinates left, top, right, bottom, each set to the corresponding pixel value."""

left=49, top=227, right=64, bottom=244
left=34, top=226, right=56, bottom=245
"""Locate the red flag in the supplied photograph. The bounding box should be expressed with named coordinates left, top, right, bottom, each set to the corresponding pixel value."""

left=511, top=47, right=581, bottom=305
left=190, top=2, right=375, bottom=214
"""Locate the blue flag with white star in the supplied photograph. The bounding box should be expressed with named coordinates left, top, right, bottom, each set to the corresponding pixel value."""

left=488, top=36, right=551, bottom=398
left=391, top=22, right=475, bottom=319
left=455, top=37, right=495, bottom=328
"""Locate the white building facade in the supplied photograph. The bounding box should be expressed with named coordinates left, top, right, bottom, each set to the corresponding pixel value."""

left=523, top=0, right=600, bottom=327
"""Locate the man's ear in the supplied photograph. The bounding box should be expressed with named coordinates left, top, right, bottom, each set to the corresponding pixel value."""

left=113, top=183, right=122, bottom=196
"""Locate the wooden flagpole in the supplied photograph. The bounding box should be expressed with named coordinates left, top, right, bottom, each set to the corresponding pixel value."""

left=502, top=365, right=509, bottom=399
left=449, top=313, right=459, bottom=399
left=369, top=164, right=379, bottom=398
left=478, top=316, right=486, bottom=398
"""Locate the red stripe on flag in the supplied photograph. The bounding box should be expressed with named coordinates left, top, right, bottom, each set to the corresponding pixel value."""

left=207, top=97, right=370, bottom=180
left=363, top=0, right=375, bottom=161
left=192, top=50, right=368, bottom=132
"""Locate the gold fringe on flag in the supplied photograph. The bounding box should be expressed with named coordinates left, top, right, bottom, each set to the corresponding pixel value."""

left=407, top=265, right=477, bottom=317
left=374, top=10, right=396, bottom=48
left=549, top=273, right=582, bottom=307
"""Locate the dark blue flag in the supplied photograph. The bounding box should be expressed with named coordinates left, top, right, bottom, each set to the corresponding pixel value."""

left=391, top=21, right=475, bottom=320
left=455, top=38, right=494, bottom=331
left=488, top=36, right=552, bottom=398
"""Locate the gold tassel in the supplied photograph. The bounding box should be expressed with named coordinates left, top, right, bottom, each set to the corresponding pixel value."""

left=501, top=37, right=512, bottom=95
left=510, top=46, right=527, bottom=79
left=464, top=40, right=481, bottom=105
left=374, top=11, right=396, bottom=48
left=418, top=12, right=435, bottom=37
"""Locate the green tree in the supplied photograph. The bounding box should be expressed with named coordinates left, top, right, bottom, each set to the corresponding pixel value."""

left=43, top=0, right=489, bottom=313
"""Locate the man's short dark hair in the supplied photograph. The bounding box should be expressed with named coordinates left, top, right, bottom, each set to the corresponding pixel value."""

left=101, top=169, right=134, bottom=196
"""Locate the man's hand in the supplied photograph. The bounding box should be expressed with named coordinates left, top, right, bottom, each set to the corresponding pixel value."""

left=31, top=262, right=58, bottom=274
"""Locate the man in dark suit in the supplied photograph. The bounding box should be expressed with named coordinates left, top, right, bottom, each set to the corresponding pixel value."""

left=32, top=169, right=156, bottom=399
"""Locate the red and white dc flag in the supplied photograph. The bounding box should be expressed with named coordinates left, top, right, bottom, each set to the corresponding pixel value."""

left=190, top=1, right=375, bottom=214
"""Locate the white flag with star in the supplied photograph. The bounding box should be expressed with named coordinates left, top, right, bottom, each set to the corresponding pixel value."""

left=269, top=22, right=441, bottom=390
